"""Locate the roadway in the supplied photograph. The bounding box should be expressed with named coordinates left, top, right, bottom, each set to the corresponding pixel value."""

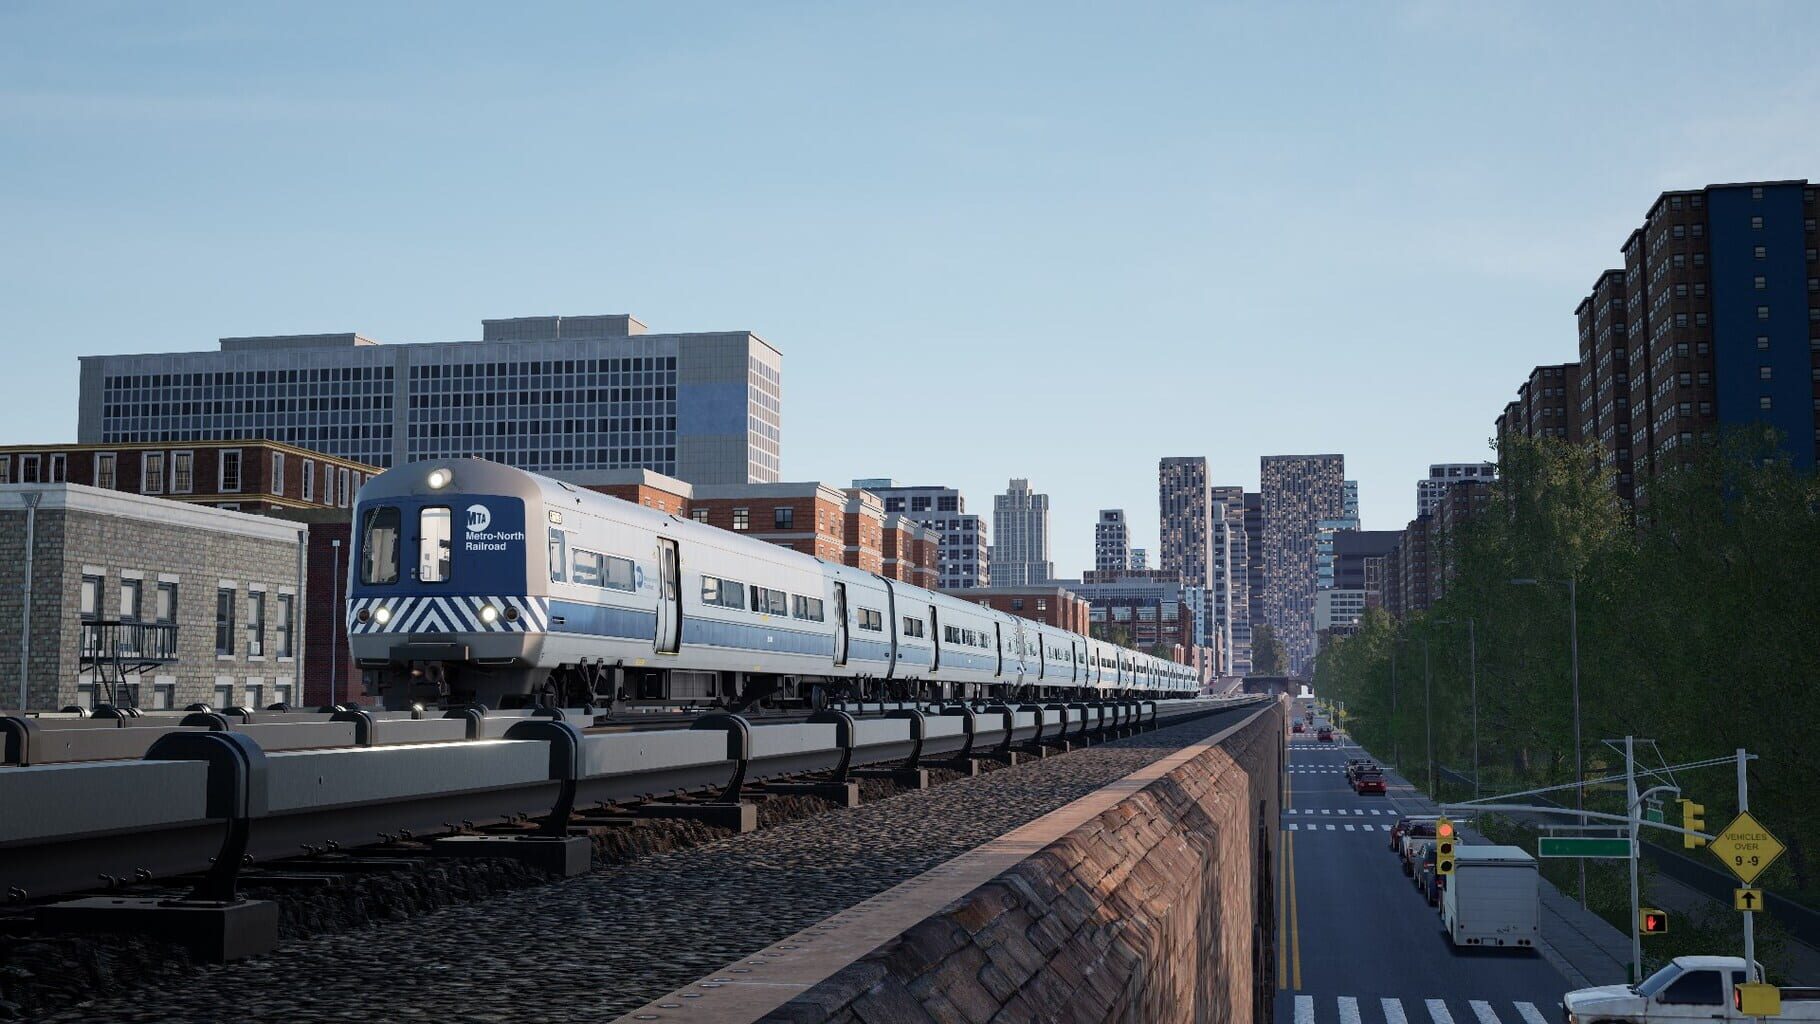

left=1277, top=702, right=1574, bottom=1024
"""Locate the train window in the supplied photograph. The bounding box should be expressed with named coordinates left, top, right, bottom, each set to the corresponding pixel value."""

left=944, top=624, right=962, bottom=644
left=572, top=549, right=606, bottom=588
left=751, top=586, right=788, bottom=616
left=548, top=529, right=567, bottom=584
left=701, top=576, right=746, bottom=610
left=792, top=595, right=825, bottom=621
left=902, top=616, right=924, bottom=638
left=419, top=507, right=452, bottom=582
left=603, top=554, right=636, bottom=592
left=858, top=608, right=883, bottom=632
left=359, top=506, right=400, bottom=585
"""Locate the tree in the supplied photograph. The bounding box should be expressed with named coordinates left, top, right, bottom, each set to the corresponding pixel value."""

left=1251, top=625, right=1283, bottom=675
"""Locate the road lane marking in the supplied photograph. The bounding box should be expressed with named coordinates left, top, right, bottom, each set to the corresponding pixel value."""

left=1339, top=996, right=1362, bottom=1024
left=1321, top=809, right=1331, bottom=814
left=1288, top=829, right=1302, bottom=989
left=1344, top=824, right=1355, bottom=831
left=1295, top=996, right=1314, bottom=1024
left=1383, top=998, right=1409, bottom=1024
left=1471, top=1000, right=1503, bottom=1024
left=1515, top=1003, right=1548, bottom=1024
left=1426, top=999, right=1456, bottom=1024
left=1277, top=824, right=1287, bottom=990
left=1326, top=824, right=1335, bottom=831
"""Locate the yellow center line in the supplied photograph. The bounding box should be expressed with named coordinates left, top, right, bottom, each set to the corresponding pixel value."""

left=1278, top=763, right=1291, bottom=989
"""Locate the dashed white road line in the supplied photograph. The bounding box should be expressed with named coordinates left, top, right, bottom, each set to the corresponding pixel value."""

left=1427, top=998, right=1457, bottom=1024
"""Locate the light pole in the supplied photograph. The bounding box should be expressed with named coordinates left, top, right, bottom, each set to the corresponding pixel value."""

left=1511, top=575, right=1583, bottom=907
left=1435, top=616, right=1479, bottom=799
left=1421, top=633, right=1434, bottom=799
left=330, top=538, right=342, bottom=708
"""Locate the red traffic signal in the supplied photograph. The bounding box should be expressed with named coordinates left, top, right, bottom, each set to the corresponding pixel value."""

left=1437, top=821, right=1456, bottom=839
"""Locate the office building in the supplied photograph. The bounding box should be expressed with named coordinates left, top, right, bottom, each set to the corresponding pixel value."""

left=1063, top=573, right=1213, bottom=681
left=2, top=484, right=308, bottom=711
left=1129, top=548, right=1148, bottom=570
left=1333, top=529, right=1402, bottom=594
left=1094, top=509, right=1131, bottom=575
left=989, top=479, right=1052, bottom=587
left=1211, top=485, right=1251, bottom=675
left=1417, top=463, right=1498, bottom=517
left=1157, top=457, right=1212, bottom=590
left=851, top=480, right=988, bottom=589
left=77, top=313, right=783, bottom=485
left=1314, top=480, right=1361, bottom=592
left=1314, top=588, right=1367, bottom=642
left=1243, top=491, right=1265, bottom=662
left=1259, top=454, right=1345, bottom=676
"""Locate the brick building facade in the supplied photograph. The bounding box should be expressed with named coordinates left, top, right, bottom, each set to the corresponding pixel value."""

left=0, top=440, right=377, bottom=514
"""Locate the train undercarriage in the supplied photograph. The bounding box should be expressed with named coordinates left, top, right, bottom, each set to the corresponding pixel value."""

left=366, top=657, right=1150, bottom=713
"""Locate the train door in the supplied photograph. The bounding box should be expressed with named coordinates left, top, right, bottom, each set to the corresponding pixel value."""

left=654, top=538, right=681, bottom=654
left=994, top=622, right=1003, bottom=677
left=929, top=605, right=940, bottom=671
left=832, top=583, right=849, bottom=666
left=1036, top=630, right=1046, bottom=681
left=882, top=579, right=898, bottom=679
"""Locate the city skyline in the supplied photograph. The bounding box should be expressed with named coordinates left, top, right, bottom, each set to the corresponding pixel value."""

left=7, top=4, right=1820, bottom=573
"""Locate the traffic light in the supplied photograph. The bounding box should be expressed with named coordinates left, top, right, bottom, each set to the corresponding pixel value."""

left=1435, top=817, right=1457, bottom=875
left=1681, top=799, right=1707, bottom=850
left=1640, top=908, right=1669, bottom=935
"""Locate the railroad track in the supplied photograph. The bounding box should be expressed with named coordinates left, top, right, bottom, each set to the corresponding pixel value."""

left=0, top=695, right=1263, bottom=960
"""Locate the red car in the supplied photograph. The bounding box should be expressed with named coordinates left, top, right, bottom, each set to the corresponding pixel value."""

left=1292, top=721, right=1306, bottom=734
left=1316, top=727, right=1335, bottom=742
left=1352, top=769, right=1386, bottom=794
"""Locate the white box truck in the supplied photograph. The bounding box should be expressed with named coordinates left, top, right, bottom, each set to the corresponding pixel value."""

left=1441, top=846, right=1540, bottom=948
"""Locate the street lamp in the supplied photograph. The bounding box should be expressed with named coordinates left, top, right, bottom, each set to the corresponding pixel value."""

left=1510, top=574, right=1583, bottom=907
left=330, top=538, right=342, bottom=707
left=1434, top=616, right=1478, bottom=800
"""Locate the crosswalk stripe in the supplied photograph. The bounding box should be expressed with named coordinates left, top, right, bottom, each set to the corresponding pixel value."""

left=1288, top=823, right=1298, bottom=831
left=1345, top=824, right=1356, bottom=832
left=1382, top=998, right=1409, bottom=1024
left=1515, top=1003, right=1547, bottom=1024
left=1326, top=824, right=1336, bottom=831
left=1339, top=996, right=1362, bottom=1024
left=1296, top=995, right=1315, bottom=1024
left=1427, top=999, right=1456, bottom=1024
left=1471, top=1000, right=1503, bottom=1024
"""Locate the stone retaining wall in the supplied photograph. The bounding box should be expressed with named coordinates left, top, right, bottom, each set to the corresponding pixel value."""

left=764, top=701, right=1284, bottom=1024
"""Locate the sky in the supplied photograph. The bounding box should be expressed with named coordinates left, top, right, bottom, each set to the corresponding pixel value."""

left=4, top=2, right=1819, bottom=575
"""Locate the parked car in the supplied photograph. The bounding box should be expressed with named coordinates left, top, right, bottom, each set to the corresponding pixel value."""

left=1400, top=821, right=1439, bottom=874
left=1352, top=769, right=1387, bottom=795
left=1563, top=957, right=1820, bottom=1024
left=1317, top=727, right=1335, bottom=743
left=1344, top=758, right=1376, bottom=781
left=1414, top=842, right=1441, bottom=903
left=1390, top=814, right=1439, bottom=853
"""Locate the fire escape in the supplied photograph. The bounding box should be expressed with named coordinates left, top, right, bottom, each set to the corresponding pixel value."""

left=78, top=620, right=179, bottom=708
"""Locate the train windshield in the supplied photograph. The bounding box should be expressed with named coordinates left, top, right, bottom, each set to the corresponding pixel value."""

left=419, top=507, right=452, bottom=582
left=360, top=506, right=401, bottom=585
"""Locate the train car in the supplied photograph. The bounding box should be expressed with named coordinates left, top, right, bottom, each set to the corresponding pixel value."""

left=346, top=459, right=1197, bottom=709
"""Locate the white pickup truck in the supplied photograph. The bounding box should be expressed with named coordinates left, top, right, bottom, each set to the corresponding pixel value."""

left=1564, top=956, right=1820, bottom=1024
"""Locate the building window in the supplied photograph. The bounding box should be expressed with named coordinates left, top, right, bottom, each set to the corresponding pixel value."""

left=92, top=452, right=114, bottom=490
left=155, top=581, right=177, bottom=623
left=690, top=508, right=709, bottom=523
left=732, top=508, right=750, bottom=531
left=1012, top=598, right=1024, bottom=610
left=1760, top=366, right=1773, bottom=380
left=1758, top=336, right=1771, bottom=350
left=246, top=591, right=265, bottom=657
left=774, top=507, right=793, bottom=530
left=276, top=593, right=294, bottom=658
left=301, top=460, right=315, bottom=502
left=118, top=578, right=142, bottom=622
left=339, top=468, right=351, bottom=506
left=1760, top=396, right=1773, bottom=410
left=244, top=681, right=264, bottom=710
left=20, top=454, right=39, bottom=483
left=80, top=574, right=102, bottom=620
left=1751, top=216, right=1764, bottom=229
left=213, top=680, right=234, bottom=708
left=152, top=681, right=176, bottom=710
left=215, top=589, right=235, bottom=655
left=172, top=451, right=193, bottom=494
left=143, top=451, right=165, bottom=494
left=1757, top=306, right=1770, bottom=320
left=272, top=452, right=285, bottom=496
left=1755, top=276, right=1767, bottom=290
left=48, top=453, right=65, bottom=482
left=220, top=449, right=242, bottom=492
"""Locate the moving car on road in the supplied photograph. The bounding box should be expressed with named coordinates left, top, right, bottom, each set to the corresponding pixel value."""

left=1442, top=846, right=1537, bottom=947
left=1292, top=721, right=1306, bottom=734
left=1316, top=727, right=1335, bottom=742
left=1352, top=768, right=1386, bottom=794
left=1563, top=957, right=1820, bottom=1024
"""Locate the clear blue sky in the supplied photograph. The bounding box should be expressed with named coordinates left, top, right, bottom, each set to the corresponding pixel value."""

left=5, top=2, right=1818, bottom=574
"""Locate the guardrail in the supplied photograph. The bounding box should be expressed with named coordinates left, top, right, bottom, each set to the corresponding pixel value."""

left=1, top=695, right=1264, bottom=906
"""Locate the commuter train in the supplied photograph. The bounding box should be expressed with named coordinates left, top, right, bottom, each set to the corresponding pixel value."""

left=345, top=459, right=1200, bottom=710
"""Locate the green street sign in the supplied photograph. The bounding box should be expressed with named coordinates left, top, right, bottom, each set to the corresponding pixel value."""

left=1645, top=807, right=1665, bottom=824
left=1538, top=836, right=1634, bottom=859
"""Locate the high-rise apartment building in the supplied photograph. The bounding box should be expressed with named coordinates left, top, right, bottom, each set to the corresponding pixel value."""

left=1417, top=463, right=1498, bottom=516
left=1260, top=454, right=1345, bottom=676
left=1576, top=270, right=1636, bottom=498
left=1211, top=484, right=1249, bottom=676
left=77, top=313, right=783, bottom=485
left=1095, top=509, right=1131, bottom=575
left=1243, top=491, right=1265, bottom=662
left=1157, top=457, right=1212, bottom=591
left=850, top=480, right=988, bottom=589
left=989, top=478, right=1052, bottom=587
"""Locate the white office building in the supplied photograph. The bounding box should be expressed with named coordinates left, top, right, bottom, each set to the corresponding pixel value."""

left=989, top=478, right=1052, bottom=587
left=1095, top=509, right=1131, bottom=575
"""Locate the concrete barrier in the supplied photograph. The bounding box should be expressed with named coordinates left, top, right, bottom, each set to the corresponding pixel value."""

left=760, top=699, right=1284, bottom=1024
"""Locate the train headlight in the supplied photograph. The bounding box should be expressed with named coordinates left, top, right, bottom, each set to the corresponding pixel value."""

left=479, top=604, right=499, bottom=624
left=373, top=606, right=393, bottom=625
left=426, top=468, right=452, bottom=490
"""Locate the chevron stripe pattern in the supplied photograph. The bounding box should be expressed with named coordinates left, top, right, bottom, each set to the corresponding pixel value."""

left=346, top=596, right=549, bottom=635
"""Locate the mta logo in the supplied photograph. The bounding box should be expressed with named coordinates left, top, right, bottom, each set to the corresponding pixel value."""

left=466, top=504, right=492, bottom=533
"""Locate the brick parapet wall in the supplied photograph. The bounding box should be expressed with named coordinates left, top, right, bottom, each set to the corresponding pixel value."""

left=766, top=703, right=1284, bottom=1024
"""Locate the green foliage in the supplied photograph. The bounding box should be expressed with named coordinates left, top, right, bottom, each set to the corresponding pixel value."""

left=1318, top=433, right=1820, bottom=911
left=1252, top=624, right=1284, bottom=675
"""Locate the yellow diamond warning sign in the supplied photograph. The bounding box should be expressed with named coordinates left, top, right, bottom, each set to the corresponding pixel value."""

left=1711, top=812, right=1785, bottom=885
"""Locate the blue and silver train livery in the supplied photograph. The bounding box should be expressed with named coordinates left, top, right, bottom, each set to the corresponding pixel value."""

left=347, top=459, right=1201, bottom=710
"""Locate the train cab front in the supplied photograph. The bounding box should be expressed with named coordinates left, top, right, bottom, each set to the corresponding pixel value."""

left=346, top=462, right=546, bottom=709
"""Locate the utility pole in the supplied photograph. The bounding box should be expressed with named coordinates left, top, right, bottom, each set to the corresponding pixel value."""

left=1423, top=634, right=1434, bottom=798
left=1738, top=747, right=1758, bottom=983
left=1570, top=575, right=1584, bottom=909
left=1626, top=736, right=1641, bottom=981
left=330, top=538, right=342, bottom=707
left=1389, top=646, right=1399, bottom=770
